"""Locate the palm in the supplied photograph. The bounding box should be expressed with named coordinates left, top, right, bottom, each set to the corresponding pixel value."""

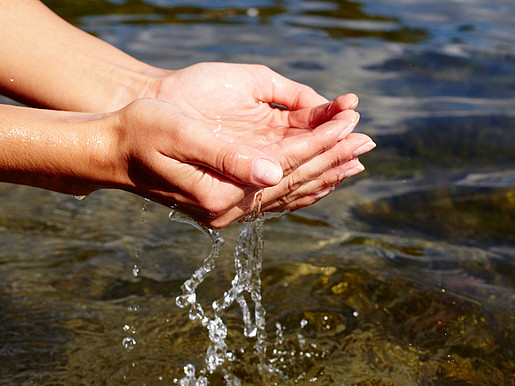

left=158, top=63, right=313, bottom=147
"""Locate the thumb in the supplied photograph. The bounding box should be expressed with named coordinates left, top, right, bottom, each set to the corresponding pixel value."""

left=185, top=134, right=284, bottom=187
left=149, top=102, right=284, bottom=187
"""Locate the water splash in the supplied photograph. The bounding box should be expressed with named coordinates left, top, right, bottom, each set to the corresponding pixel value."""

left=170, top=211, right=285, bottom=384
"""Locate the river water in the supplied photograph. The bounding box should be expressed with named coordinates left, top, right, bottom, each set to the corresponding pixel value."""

left=1, top=0, right=514, bottom=384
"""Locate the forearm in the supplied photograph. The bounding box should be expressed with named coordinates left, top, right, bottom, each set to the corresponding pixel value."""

left=0, top=0, right=162, bottom=112
left=0, top=103, right=118, bottom=194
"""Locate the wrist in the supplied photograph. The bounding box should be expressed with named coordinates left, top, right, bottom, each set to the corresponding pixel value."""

left=135, top=66, right=175, bottom=102
left=98, top=64, right=175, bottom=113
left=88, top=63, right=170, bottom=113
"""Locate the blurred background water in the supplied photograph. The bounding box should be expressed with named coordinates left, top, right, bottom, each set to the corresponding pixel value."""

left=1, top=0, right=514, bottom=384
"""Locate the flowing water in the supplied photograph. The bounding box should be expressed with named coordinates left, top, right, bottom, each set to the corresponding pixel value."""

left=1, top=0, right=514, bottom=384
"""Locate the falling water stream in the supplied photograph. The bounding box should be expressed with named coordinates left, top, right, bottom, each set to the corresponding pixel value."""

left=170, top=211, right=286, bottom=385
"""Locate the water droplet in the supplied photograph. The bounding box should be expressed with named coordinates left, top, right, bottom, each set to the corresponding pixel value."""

left=353, top=311, right=359, bottom=317
left=300, top=319, right=308, bottom=328
left=74, top=195, right=87, bottom=201
left=132, top=264, right=140, bottom=277
left=10, top=78, right=14, bottom=82
left=122, top=337, right=136, bottom=351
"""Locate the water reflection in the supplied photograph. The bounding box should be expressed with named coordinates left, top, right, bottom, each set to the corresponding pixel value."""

left=46, top=0, right=429, bottom=43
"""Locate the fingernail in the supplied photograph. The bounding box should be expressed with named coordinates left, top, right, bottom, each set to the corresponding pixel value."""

left=252, top=158, right=283, bottom=186
left=337, top=112, right=360, bottom=141
left=352, top=140, right=376, bottom=157
left=314, top=186, right=335, bottom=199
left=341, top=163, right=365, bottom=179
left=349, top=94, right=359, bottom=109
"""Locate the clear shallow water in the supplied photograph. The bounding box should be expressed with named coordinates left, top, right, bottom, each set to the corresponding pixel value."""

left=1, top=0, right=514, bottom=384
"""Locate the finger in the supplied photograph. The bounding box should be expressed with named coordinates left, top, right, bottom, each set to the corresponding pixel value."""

left=259, top=132, right=374, bottom=210
left=162, top=113, right=284, bottom=187
left=262, top=110, right=361, bottom=176
left=262, top=158, right=366, bottom=213
left=204, top=153, right=366, bottom=228
left=130, top=153, right=248, bottom=211
left=128, top=99, right=284, bottom=188
left=256, top=66, right=329, bottom=109
left=287, top=94, right=360, bottom=129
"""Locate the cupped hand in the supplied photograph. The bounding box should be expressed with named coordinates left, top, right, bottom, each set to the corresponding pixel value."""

left=145, top=63, right=375, bottom=225
left=107, top=97, right=363, bottom=227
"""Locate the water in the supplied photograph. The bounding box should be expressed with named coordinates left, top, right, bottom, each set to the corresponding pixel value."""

left=171, top=211, right=281, bottom=384
left=1, top=0, right=514, bottom=384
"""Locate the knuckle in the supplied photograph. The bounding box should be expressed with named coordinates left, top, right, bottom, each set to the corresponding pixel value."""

left=201, top=194, right=231, bottom=217
left=215, top=150, right=238, bottom=178
left=324, top=170, right=341, bottom=186
left=286, top=173, right=303, bottom=192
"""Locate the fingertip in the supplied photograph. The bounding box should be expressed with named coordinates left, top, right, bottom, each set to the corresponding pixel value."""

left=336, top=111, right=360, bottom=140
left=340, top=161, right=365, bottom=179
left=251, top=158, right=283, bottom=186
left=334, top=93, right=359, bottom=110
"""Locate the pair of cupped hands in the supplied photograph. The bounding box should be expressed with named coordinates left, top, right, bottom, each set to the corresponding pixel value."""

left=107, top=63, right=375, bottom=228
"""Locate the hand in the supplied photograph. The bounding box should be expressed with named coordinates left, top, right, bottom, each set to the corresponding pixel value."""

left=153, top=62, right=353, bottom=144
left=107, top=98, right=364, bottom=227
left=146, top=63, right=375, bottom=221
